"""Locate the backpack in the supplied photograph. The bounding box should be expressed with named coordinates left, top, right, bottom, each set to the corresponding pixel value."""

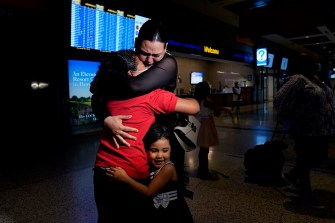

left=174, top=115, right=201, bottom=152
left=244, top=140, right=287, bottom=183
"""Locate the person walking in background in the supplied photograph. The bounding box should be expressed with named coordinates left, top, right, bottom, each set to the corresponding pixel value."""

left=107, top=124, right=194, bottom=223
left=232, top=81, right=242, bottom=114
left=273, top=55, right=335, bottom=209
left=92, top=49, right=199, bottom=222
left=194, top=81, right=220, bottom=180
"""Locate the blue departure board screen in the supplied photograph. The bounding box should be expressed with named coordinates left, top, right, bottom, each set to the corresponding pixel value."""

left=71, top=0, right=149, bottom=52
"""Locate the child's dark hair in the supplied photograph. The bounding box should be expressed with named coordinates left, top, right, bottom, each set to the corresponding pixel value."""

left=90, top=49, right=137, bottom=94
left=143, top=124, right=172, bottom=150
left=99, top=49, right=137, bottom=78
left=194, top=81, right=210, bottom=103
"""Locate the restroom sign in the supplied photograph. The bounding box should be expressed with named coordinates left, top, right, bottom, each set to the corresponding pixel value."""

left=256, top=48, right=267, bottom=66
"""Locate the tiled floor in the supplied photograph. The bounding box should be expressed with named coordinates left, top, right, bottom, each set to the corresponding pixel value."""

left=1, top=102, right=334, bottom=223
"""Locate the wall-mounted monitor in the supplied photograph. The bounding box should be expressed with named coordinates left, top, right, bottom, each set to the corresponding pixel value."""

left=70, top=0, right=150, bottom=52
left=329, top=68, right=335, bottom=79
left=68, top=59, right=101, bottom=126
left=280, top=57, right=288, bottom=70
left=190, top=72, right=204, bottom=85
left=264, top=53, right=274, bottom=68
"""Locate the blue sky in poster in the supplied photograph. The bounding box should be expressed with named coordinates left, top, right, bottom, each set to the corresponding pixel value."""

left=68, top=60, right=101, bottom=98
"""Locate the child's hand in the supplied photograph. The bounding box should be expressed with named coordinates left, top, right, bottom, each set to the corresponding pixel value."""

left=106, top=167, right=129, bottom=182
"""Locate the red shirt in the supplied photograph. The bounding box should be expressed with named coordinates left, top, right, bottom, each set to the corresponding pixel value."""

left=95, top=89, right=178, bottom=179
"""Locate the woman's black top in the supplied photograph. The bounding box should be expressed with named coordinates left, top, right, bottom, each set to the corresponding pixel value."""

left=91, top=53, right=178, bottom=123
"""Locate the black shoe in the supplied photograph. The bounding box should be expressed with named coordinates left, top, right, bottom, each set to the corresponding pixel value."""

left=300, top=195, right=325, bottom=209
left=282, top=172, right=300, bottom=191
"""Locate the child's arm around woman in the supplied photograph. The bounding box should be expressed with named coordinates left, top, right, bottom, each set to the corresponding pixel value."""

left=107, top=162, right=176, bottom=197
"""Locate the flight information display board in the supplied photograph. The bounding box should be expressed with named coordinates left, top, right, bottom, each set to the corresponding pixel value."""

left=71, top=0, right=149, bottom=52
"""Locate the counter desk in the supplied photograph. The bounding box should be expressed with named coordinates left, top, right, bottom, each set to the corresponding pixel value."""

left=209, top=87, right=253, bottom=107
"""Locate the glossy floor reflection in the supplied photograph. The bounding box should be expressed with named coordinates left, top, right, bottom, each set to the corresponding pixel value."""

left=0, top=102, right=334, bottom=223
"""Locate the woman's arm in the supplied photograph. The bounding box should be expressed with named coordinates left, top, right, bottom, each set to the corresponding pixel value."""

left=90, top=54, right=178, bottom=146
left=91, top=54, right=177, bottom=121
left=107, top=164, right=175, bottom=197
left=106, top=54, right=178, bottom=98
left=91, top=92, right=138, bottom=148
left=175, top=97, right=200, bottom=115
left=125, top=54, right=178, bottom=95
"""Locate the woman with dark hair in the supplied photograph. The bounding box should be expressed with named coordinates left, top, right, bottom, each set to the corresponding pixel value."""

left=90, top=19, right=177, bottom=135
left=91, top=18, right=189, bottom=182
left=92, top=49, right=199, bottom=223
left=91, top=19, right=190, bottom=183
left=91, top=19, right=195, bottom=222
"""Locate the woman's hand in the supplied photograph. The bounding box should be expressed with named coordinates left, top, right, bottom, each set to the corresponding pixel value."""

left=103, top=115, right=139, bottom=148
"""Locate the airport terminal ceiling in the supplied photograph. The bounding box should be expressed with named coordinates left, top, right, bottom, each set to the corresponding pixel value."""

left=170, top=0, right=335, bottom=63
